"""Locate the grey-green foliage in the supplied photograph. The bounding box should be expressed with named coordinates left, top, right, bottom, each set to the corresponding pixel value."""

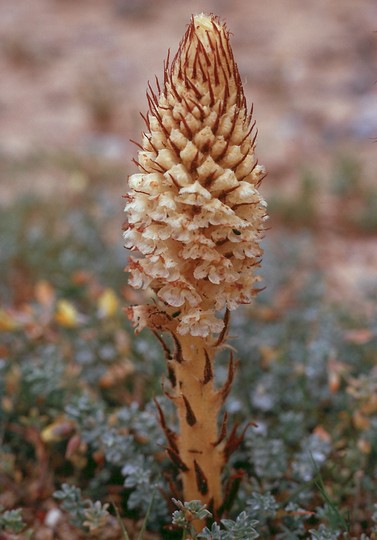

left=65, top=393, right=107, bottom=447
left=219, top=512, right=260, bottom=539
left=65, top=395, right=167, bottom=460
left=101, top=428, right=134, bottom=466
left=65, top=393, right=170, bottom=524
left=278, top=502, right=311, bottom=539
left=74, top=338, right=118, bottom=385
left=198, top=513, right=260, bottom=540
left=247, top=491, right=278, bottom=522
left=54, top=483, right=90, bottom=527
left=317, top=503, right=349, bottom=535
left=54, top=483, right=110, bottom=532
left=172, top=500, right=259, bottom=540
left=198, top=523, right=223, bottom=539
left=277, top=411, right=305, bottom=445
left=309, top=524, right=341, bottom=539
left=0, top=506, right=26, bottom=534
left=82, top=500, right=111, bottom=533
left=6, top=342, right=67, bottom=414
left=116, top=400, right=168, bottom=455
left=245, top=434, right=287, bottom=481
left=22, top=345, right=65, bottom=402
left=172, top=499, right=212, bottom=530
left=122, top=456, right=168, bottom=523
left=292, top=434, right=331, bottom=482
left=0, top=194, right=122, bottom=302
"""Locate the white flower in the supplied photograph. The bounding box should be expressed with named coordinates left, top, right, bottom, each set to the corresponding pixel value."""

left=158, top=281, right=201, bottom=307
left=177, top=309, right=225, bottom=337
left=127, top=259, right=152, bottom=289
left=180, top=240, right=218, bottom=261
left=176, top=181, right=212, bottom=206
left=123, top=228, right=155, bottom=254
left=193, top=258, right=238, bottom=285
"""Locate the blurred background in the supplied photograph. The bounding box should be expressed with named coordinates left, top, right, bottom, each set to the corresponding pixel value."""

left=1, top=3, right=377, bottom=535
left=1, top=0, right=376, bottom=306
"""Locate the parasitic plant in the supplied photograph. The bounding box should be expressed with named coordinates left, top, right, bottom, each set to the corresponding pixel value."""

left=124, top=13, right=267, bottom=520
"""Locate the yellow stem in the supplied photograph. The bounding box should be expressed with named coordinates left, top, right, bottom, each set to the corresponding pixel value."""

left=173, top=335, right=224, bottom=523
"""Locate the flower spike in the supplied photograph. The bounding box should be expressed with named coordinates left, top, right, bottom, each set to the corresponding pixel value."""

left=124, top=13, right=268, bottom=522
left=125, top=13, right=267, bottom=339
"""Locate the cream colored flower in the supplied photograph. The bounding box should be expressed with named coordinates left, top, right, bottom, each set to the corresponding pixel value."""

left=176, top=309, right=225, bottom=337
left=125, top=13, right=267, bottom=337
left=157, top=280, right=201, bottom=307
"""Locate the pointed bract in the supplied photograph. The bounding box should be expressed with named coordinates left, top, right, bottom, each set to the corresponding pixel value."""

left=125, top=14, right=267, bottom=337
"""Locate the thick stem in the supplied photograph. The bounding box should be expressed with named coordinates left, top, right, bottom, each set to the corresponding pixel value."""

left=173, top=335, right=225, bottom=516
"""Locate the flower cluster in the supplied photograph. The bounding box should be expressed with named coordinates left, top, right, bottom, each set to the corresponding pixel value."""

left=125, top=14, right=267, bottom=337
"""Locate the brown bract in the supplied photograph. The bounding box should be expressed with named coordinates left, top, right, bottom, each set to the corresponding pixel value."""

left=124, top=13, right=267, bottom=338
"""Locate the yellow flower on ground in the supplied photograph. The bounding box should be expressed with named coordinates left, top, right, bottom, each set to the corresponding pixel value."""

left=55, top=299, right=79, bottom=328
left=97, top=288, right=119, bottom=318
left=0, top=309, right=20, bottom=332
